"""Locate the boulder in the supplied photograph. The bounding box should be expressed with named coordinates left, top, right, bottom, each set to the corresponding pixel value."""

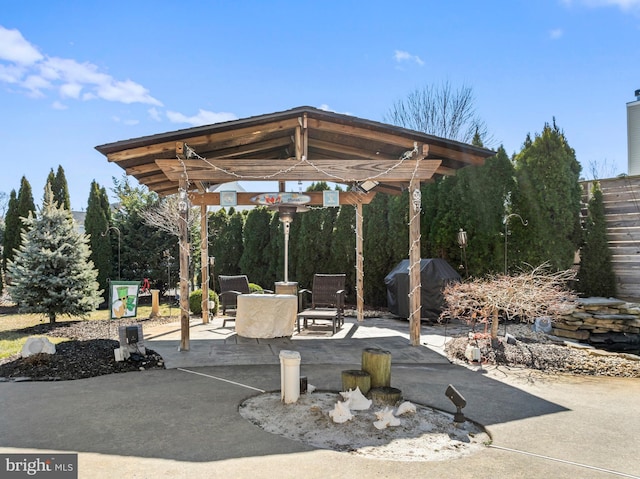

left=21, top=337, right=56, bottom=358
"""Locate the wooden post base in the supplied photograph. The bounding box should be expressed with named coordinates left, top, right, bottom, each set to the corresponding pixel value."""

left=341, top=370, right=371, bottom=395
left=369, top=386, right=402, bottom=406
left=361, top=348, right=391, bottom=388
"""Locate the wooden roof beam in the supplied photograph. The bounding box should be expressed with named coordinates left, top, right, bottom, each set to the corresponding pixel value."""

left=105, top=117, right=300, bottom=163
left=155, top=158, right=442, bottom=183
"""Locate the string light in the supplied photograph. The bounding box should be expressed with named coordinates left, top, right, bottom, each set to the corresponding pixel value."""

left=406, top=151, right=423, bottom=324
left=176, top=155, right=192, bottom=327
left=177, top=141, right=423, bottom=326
left=181, top=142, right=420, bottom=185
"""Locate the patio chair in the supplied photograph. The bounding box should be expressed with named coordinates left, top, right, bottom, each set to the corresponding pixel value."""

left=297, top=274, right=346, bottom=335
left=218, top=275, right=272, bottom=327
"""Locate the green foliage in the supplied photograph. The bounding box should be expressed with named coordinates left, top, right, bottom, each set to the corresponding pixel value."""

left=111, top=176, right=176, bottom=291
left=17, top=176, right=35, bottom=221
left=45, top=166, right=71, bottom=210
left=511, top=120, right=582, bottom=271
left=330, top=204, right=356, bottom=301
left=455, top=146, right=516, bottom=275
left=211, top=208, right=244, bottom=277
left=294, top=202, right=337, bottom=288
left=3, top=178, right=36, bottom=272
left=188, top=289, right=219, bottom=315
left=363, top=194, right=392, bottom=306
left=577, top=182, right=616, bottom=297
left=7, top=186, right=102, bottom=323
left=239, top=207, right=272, bottom=287
left=2, top=190, right=18, bottom=271
left=85, top=180, right=112, bottom=300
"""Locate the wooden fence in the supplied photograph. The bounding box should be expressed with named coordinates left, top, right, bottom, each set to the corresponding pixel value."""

left=581, top=176, right=640, bottom=300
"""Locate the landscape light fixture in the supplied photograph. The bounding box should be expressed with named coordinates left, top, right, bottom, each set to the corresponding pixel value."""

left=445, top=384, right=467, bottom=423
left=457, top=228, right=468, bottom=276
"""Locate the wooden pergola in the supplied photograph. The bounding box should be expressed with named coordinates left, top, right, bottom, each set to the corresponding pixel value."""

left=96, top=106, right=494, bottom=350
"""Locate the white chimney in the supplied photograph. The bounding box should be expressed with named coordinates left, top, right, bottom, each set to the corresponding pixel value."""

left=628, top=90, right=640, bottom=175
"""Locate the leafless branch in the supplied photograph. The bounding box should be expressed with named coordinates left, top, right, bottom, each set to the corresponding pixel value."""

left=139, top=195, right=199, bottom=237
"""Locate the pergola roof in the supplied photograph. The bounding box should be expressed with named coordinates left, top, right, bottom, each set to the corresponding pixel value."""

left=96, top=106, right=495, bottom=196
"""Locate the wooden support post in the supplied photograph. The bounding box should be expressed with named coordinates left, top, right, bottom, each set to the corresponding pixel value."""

left=200, top=204, right=209, bottom=324
left=361, top=348, right=391, bottom=388
left=369, top=387, right=403, bottom=406
left=150, top=289, right=160, bottom=318
left=341, top=370, right=371, bottom=395
left=178, top=173, right=190, bottom=351
left=355, top=202, right=364, bottom=322
left=409, top=178, right=421, bottom=346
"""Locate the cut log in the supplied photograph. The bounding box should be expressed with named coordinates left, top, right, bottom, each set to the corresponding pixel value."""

left=369, top=387, right=402, bottom=406
left=341, top=370, right=371, bottom=395
left=361, top=348, right=391, bottom=388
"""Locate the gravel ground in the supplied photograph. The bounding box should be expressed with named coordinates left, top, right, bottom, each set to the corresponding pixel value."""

left=2, top=314, right=639, bottom=381
left=445, top=323, right=640, bottom=378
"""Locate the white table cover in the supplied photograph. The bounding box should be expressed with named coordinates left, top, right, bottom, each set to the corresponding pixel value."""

left=236, top=294, right=297, bottom=338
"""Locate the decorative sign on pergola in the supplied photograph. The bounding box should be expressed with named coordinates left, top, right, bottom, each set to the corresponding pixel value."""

left=96, top=106, right=494, bottom=350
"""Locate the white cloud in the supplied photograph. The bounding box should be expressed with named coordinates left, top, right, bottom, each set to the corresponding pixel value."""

left=0, top=26, right=162, bottom=106
left=549, top=28, right=564, bottom=39
left=166, top=109, right=237, bottom=126
left=51, top=101, right=67, bottom=110
left=0, top=63, right=23, bottom=83
left=148, top=107, right=162, bottom=121
left=318, top=104, right=351, bottom=115
left=111, top=115, right=139, bottom=126
left=59, top=82, right=82, bottom=99
left=393, top=50, right=424, bottom=66
left=0, top=26, right=43, bottom=65
left=561, top=0, right=640, bottom=13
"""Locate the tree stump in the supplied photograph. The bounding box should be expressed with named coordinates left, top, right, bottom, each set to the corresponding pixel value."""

left=369, top=386, right=402, bottom=406
left=361, top=348, right=391, bottom=388
left=341, top=370, right=371, bottom=395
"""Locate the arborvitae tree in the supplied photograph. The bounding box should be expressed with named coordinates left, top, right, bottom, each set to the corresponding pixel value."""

left=228, top=210, right=246, bottom=274
left=7, top=186, right=102, bottom=323
left=239, top=206, right=272, bottom=288
left=208, top=208, right=229, bottom=286
left=17, top=176, right=36, bottom=222
left=577, top=182, right=616, bottom=297
left=45, top=166, right=71, bottom=210
left=455, top=146, right=516, bottom=276
left=386, top=191, right=410, bottom=267
left=53, top=165, right=71, bottom=210
left=3, top=178, right=36, bottom=274
left=511, top=120, right=582, bottom=271
left=363, top=193, right=392, bottom=306
left=266, top=213, right=284, bottom=284
left=2, top=190, right=18, bottom=271
left=420, top=181, right=440, bottom=258
left=294, top=182, right=338, bottom=288
left=85, top=180, right=112, bottom=300
left=330, top=204, right=356, bottom=302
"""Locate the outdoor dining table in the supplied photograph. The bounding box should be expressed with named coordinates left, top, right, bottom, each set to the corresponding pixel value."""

left=235, top=293, right=298, bottom=338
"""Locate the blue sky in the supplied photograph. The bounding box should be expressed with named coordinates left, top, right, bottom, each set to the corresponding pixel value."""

left=1, top=0, right=639, bottom=210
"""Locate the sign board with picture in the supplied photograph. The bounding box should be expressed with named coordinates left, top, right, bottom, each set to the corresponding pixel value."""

left=109, top=281, right=141, bottom=319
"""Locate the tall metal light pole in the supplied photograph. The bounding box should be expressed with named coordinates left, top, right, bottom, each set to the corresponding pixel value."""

left=101, top=226, right=121, bottom=280
left=503, top=214, right=527, bottom=274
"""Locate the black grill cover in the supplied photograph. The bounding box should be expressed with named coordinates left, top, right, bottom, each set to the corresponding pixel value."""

left=384, top=259, right=461, bottom=320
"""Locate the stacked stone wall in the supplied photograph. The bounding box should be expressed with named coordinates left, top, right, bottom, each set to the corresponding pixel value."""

left=554, top=298, right=640, bottom=351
